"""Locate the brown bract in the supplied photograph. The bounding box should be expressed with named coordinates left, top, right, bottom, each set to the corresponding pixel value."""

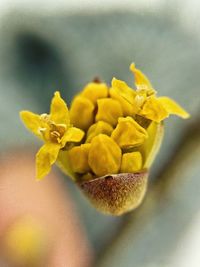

left=78, top=171, right=148, bottom=215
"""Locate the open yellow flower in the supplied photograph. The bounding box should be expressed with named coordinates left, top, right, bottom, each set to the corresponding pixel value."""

left=111, top=63, right=190, bottom=123
left=20, top=92, right=84, bottom=179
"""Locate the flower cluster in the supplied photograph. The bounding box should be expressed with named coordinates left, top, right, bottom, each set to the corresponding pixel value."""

left=20, top=63, right=189, bottom=215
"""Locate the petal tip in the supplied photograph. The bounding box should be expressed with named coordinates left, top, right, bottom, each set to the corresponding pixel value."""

left=182, top=112, right=190, bottom=119
left=54, top=91, right=61, bottom=97
left=36, top=166, right=48, bottom=180
left=19, top=110, right=28, bottom=120
left=111, top=77, right=117, bottom=86
left=129, top=62, right=136, bottom=72
left=36, top=167, right=45, bottom=181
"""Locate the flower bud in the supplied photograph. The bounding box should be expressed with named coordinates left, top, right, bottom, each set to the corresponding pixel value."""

left=20, top=63, right=189, bottom=215
left=81, top=82, right=108, bottom=104
left=111, top=116, right=148, bottom=149
left=95, top=98, right=123, bottom=126
left=70, top=95, right=95, bottom=130
left=86, top=121, right=113, bottom=143
left=88, top=134, right=122, bottom=177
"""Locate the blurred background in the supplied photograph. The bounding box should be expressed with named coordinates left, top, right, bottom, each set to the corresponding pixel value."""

left=0, top=0, right=200, bottom=266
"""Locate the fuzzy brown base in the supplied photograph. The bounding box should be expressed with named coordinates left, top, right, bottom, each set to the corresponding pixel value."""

left=78, top=171, right=148, bottom=216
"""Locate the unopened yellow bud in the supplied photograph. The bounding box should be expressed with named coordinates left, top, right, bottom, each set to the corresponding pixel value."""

left=111, top=116, right=148, bottom=149
left=88, top=134, right=121, bottom=176
left=70, top=95, right=95, bottom=130
left=86, top=121, right=113, bottom=143
left=81, top=82, right=108, bottom=104
left=68, top=144, right=91, bottom=174
left=120, top=151, right=143, bottom=173
left=95, top=98, right=123, bottom=126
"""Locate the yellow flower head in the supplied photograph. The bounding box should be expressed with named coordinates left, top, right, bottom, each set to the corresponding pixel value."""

left=20, top=64, right=190, bottom=215
left=20, top=92, right=84, bottom=179
left=111, top=63, right=190, bottom=122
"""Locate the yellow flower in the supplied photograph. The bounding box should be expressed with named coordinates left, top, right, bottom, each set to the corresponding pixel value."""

left=20, top=92, right=84, bottom=179
left=111, top=63, right=190, bottom=122
left=20, top=64, right=190, bottom=215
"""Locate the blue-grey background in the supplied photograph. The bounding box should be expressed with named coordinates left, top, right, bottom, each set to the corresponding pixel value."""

left=0, top=1, right=200, bottom=266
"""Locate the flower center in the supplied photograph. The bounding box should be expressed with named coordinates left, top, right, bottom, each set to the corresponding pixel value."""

left=49, top=123, right=66, bottom=143
left=39, top=114, right=66, bottom=143
left=136, top=87, right=156, bottom=96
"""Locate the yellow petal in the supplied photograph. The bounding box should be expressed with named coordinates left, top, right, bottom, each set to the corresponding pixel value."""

left=130, top=63, right=155, bottom=94
left=81, top=82, right=108, bottom=104
left=36, top=143, right=60, bottom=180
left=70, top=95, right=95, bottom=130
left=158, top=96, right=190, bottom=119
left=139, top=96, right=168, bottom=123
left=67, top=144, right=91, bottom=174
left=88, top=134, right=122, bottom=177
left=111, top=78, right=136, bottom=103
left=95, top=98, right=123, bottom=126
left=86, top=121, right=113, bottom=143
left=20, top=111, right=42, bottom=138
left=110, top=87, right=135, bottom=116
left=120, top=152, right=143, bottom=173
left=111, top=116, right=148, bottom=149
left=140, top=122, right=164, bottom=169
left=61, top=127, right=84, bottom=147
left=50, top=91, right=70, bottom=125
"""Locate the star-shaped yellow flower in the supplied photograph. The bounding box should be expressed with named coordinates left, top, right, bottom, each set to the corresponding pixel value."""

left=111, top=63, right=190, bottom=122
left=20, top=92, right=84, bottom=179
